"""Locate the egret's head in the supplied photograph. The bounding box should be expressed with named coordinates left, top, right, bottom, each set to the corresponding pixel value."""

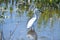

left=33, top=8, right=42, bottom=17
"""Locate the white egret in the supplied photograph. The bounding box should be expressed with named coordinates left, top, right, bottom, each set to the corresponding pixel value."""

left=27, top=3, right=42, bottom=40
left=27, top=2, right=38, bottom=29
left=27, top=8, right=39, bottom=29
left=27, top=13, right=37, bottom=28
left=27, top=8, right=42, bottom=40
left=27, top=8, right=38, bottom=40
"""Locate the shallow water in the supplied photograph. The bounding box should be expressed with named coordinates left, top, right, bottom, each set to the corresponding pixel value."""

left=0, top=0, right=60, bottom=40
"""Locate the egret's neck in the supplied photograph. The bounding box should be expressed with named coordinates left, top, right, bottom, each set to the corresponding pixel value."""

left=33, top=8, right=40, bottom=18
left=34, top=13, right=37, bottom=19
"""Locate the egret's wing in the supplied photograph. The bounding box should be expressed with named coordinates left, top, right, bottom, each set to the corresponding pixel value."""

left=27, top=17, right=36, bottom=28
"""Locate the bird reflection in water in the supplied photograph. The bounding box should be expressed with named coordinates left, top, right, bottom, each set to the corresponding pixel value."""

left=27, top=28, right=37, bottom=40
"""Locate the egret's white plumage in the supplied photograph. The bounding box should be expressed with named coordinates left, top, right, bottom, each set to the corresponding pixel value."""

left=27, top=14, right=36, bottom=28
left=27, top=8, right=39, bottom=29
left=27, top=5, right=40, bottom=29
